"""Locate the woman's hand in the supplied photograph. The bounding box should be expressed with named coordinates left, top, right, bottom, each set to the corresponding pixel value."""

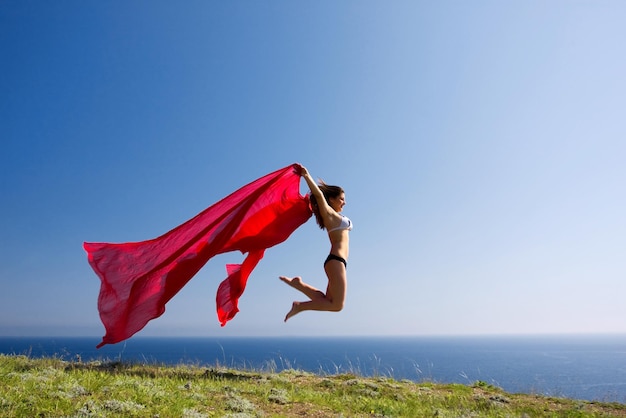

left=296, top=164, right=309, bottom=178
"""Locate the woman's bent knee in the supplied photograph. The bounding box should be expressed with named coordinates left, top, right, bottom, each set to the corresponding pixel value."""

left=329, top=302, right=344, bottom=312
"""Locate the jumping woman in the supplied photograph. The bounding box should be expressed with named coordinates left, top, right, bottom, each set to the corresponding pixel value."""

left=281, top=164, right=352, bottom=322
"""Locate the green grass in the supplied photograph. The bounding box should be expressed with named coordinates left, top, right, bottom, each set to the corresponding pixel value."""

left=1, top=354, right=625, bottom=417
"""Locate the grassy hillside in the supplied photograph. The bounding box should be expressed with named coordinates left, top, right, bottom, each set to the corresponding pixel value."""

left=1, top=354, right=625, bottom=417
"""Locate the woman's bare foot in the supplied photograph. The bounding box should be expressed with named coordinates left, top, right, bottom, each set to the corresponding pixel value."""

left=284, top=301, right=302, bottom=322
left=279, top=276, right=303, bottom=289
left=279, top=276, right=326, bottom=302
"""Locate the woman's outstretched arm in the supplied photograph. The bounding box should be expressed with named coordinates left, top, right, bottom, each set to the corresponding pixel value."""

left=299, top=165, right=333, bottom=218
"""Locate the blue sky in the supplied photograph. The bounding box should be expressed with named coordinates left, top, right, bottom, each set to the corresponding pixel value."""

left=1, top=1, right=625, bottom=341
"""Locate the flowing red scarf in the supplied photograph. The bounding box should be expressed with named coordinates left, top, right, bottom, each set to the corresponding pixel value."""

left=84, top=164, right=311, bottom=348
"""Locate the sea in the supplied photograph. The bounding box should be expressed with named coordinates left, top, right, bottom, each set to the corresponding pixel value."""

left=2, top=334, right=625, bottom=403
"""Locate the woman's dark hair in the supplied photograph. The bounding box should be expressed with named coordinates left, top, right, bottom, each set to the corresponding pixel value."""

left=309, top=181, right=344, bottom=229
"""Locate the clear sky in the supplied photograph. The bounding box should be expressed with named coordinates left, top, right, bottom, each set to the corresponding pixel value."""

left=1, top=1, right=625, bottom=340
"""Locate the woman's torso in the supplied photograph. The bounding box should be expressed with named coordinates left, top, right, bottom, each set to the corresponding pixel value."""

left=327, top=215, right=351, bottom=259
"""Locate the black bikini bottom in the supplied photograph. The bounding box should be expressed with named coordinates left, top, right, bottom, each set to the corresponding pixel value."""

left=324, top=253, right=347, bottom=268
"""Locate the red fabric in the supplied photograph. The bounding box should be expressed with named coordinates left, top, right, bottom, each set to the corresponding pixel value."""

left=84, top=164, right=311, bottom=348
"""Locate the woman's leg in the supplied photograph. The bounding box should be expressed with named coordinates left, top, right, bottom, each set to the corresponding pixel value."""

left=284, top=261, right=347, bottom=322
left=279, top=276, right=325, bottom=300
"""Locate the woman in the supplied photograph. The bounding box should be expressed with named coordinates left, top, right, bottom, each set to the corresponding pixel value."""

left=281, top=164, right=352, bottom=322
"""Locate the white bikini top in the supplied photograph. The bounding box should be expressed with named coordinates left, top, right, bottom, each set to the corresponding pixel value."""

left=328, top=215, right=353, bottom=233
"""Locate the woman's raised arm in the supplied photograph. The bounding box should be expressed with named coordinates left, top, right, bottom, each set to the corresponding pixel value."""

left=299, top=165, right=333, bottom=218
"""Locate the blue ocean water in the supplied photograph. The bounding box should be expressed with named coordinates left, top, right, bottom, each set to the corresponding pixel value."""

left=1, top=335, right=625, bottom=403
